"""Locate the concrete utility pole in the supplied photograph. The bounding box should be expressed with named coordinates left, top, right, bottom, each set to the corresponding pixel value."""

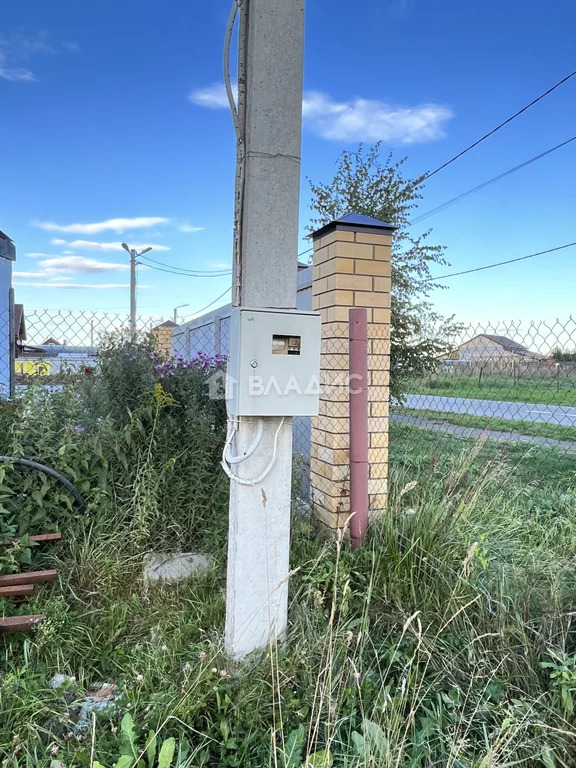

left=225, top=0, right=305, bottom=657
left=121, top=243, right=152, bottom=334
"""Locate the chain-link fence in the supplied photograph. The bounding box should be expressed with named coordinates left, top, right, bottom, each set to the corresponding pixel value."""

left=6, top=308, right=574, bottom=511
left=393, top=318, right=576, bottom=456
left=8, top=309, right=161, bottom=389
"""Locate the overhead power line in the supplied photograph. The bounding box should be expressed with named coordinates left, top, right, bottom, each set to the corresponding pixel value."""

left=428, top=241, right=576, bottom=283
left=412, top=134, right=576, bottom=225
left=182, top=287, right=232, bottom=319
left=139, top=254, right=232, bottom=276
left=143, top=262, right=232, bottom=277
left=425, top=68, right=576, bottom=180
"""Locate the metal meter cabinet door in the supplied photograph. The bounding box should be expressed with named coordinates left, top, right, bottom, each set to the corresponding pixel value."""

left=227, top=307, right=321, bottom=416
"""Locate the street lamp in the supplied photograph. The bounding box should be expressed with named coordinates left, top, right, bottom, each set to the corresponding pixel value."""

left=122, top=243, right=153, bottom=334
left=173, top=304, right=190, bottom=323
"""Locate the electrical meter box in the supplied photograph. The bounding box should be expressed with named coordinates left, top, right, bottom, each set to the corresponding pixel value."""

left=227, top=307, right=321, bottom=417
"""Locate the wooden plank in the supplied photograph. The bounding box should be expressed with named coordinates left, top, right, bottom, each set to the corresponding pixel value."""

left=0, top=614, right=45, bottom=633
left=0, top=584, right=34, bottom=597
left=0, top=570, right=58, bottom=587
left=0, top=533, right=62, bottom=547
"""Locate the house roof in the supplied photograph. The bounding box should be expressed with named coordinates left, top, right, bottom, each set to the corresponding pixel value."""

left=0, top=229, right=16, bottom=261
left=311, top=212, right=397, bottom=240
left=471, top=335, right=545, bottom=358
left=153, top=320, right=178, bottom=330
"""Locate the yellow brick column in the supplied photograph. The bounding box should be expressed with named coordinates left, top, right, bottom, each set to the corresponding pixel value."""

left=309, top=213, right=395, bottom=532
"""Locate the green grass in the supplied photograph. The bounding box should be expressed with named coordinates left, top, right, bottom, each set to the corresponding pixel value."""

left=407, top=373, right=576, bottom=405
left=397, top=406, right=576, bottom=444
left=4, top=369, right=576, bottom=765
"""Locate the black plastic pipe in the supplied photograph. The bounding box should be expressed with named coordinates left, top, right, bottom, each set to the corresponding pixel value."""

left=0, top=456, right=87, bottom=514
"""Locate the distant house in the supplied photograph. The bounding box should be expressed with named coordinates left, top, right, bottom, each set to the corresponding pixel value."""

left=443, top=335, right=553, bottom=371
left=16, top=343, right=98, bottom=377
left=152, top=320, right=178, bottom=357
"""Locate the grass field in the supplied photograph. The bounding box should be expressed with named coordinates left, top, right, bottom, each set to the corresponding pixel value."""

left=397, top=406, right=576, bottom=444
left=4, top=392, right=576, bottom=766
left=407, top=373, right=576, bottom=405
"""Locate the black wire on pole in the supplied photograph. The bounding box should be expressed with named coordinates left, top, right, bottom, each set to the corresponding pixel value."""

left=141, top=263, right=232, bottom=278
left=181, top=287, right=232, bottom=319
left=139, top=254, right=232, bottom=276
left=427, top=242, right=576, bottom=283
left=424, top=68, right=576, bottom=180
left=411, top=135, right=576, bottom=226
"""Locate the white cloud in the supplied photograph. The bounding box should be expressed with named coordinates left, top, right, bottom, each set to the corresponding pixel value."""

left=14, top=271, right=51, bottom=279
left=189, top=82, right=236, bottom=108
left=13, top=280, right=136, bottom=290
left=180, top=224, right=205, bottom=233
left=25, top=252, right=50, bottom=258
left=0, top=33, right=56, bottom=82
left=50, top=239, right=170, bottom=252
left=38, top=256, right=129, bottom=274
left=62, top=42, right=82, bottom=53
left=0, top=54, right=35, bottom=81
left=33, top=216, right=171, bottom=234
left=14, top=256, right=129, bottom=285
left=190, top=82, right=453, bottom=144
left=302, top=91, right=453, bottom=144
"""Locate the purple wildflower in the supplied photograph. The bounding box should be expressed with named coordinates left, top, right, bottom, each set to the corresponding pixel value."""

left=74, top=426, right=86, bottom=435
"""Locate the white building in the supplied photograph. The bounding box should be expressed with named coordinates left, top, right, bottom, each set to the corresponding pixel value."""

left=0, top=230, right=16, bottom=398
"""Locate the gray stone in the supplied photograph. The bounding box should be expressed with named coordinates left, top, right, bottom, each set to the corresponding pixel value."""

left=50, top=673, right=75, bottom=689
left=143, top=552, right=214, bottom=584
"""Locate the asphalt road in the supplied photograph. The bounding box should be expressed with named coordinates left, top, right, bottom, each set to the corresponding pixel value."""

left=393, top=413, right=576, bottom=452
left=402, top=394, right=576, bottom=427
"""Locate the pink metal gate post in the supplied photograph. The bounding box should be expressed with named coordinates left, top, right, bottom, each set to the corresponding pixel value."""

left=349, top=308, right=369, bottom=548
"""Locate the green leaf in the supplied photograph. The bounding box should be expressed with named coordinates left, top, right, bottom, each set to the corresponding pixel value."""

left=351, top=731, right=365, bottom=755
left=158, top=737, right=176, bottom=768
left=114, top=756, right=135, bottom=768
left=177, top=737, right=191, bottom=764
left=302, top=749, right=332, bottom=768
left=145, top=730, right=157, bottom=768
left=541, top=745, right=557, bottom=768
left=361, top=718, right=388, bottom=756
left=120, top=712, right=138, bottom=758
left=284, top=725, right=306, bottom=768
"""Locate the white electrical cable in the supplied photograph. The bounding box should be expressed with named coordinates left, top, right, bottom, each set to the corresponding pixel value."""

left=223, top=0, right=243, bottom=140
left=221, top=417, right=285, bottom=486
left=224, top=418, right=264, bottom=464
left=224, top=0, right=246, bottom=306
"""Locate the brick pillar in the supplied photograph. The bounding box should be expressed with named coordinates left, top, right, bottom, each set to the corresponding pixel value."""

left=309, top=213, right=395, bottom=532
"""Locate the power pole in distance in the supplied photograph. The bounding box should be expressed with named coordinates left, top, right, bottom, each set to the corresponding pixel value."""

left=121, top=243, right=152, bottom=335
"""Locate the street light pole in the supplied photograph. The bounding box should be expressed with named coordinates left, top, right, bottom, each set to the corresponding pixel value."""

left=130, top=248, right=137, bottom=334
left=121, top=243, right=153, bottom=335
left=173, top=304, right=189, bottom=323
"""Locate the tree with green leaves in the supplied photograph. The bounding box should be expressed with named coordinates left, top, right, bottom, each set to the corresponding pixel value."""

left=308, top=143, right=458, bottom=400
left=552, top=348, right=576, bottom=362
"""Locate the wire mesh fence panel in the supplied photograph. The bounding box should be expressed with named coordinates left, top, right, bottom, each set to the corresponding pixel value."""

left=392, top=318, right=576, bottom=457
left=13, top=310, right=161, bottom=387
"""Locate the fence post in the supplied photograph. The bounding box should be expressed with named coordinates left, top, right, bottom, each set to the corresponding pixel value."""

left=349, top=308, right=368, bottom=548
left=309, top=213, right=395, bottom=534
left=214, top=316, right=222, bottom=356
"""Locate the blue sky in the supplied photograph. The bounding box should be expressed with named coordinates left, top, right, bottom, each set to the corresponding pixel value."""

left=1, top=0, right=575, bottom=325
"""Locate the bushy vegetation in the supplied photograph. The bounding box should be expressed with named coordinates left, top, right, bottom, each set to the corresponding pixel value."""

left=2, top=343, right=576, bottom=766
